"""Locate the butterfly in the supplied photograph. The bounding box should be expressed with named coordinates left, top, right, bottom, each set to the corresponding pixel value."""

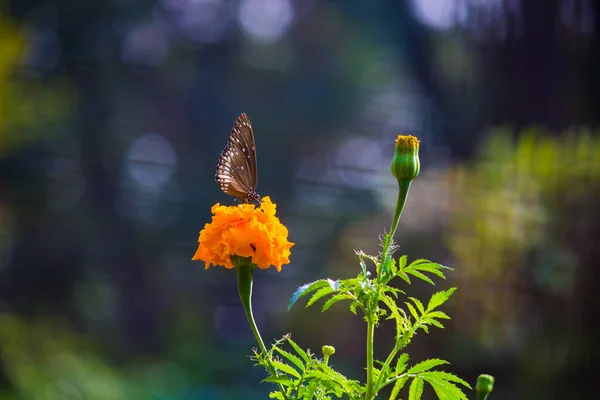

left=215, top=113, right=261, bottom=204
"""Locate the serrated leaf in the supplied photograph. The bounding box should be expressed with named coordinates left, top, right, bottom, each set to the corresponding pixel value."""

left=389, top=377, right=408, bottom=400
left=395, top=353, right=409, bottom=374
left=427, top=288, right=456, bottom=311
left=306, top=286, right=335, bottom=307
left=407, top=359, right=449, bottom=374
left=427, top=378, right=469, bottom=400
left=405, top=302, right=419, bottom=320
left=427, top=311, right=451, bottom=320
left=413, top=264, right=447, bottom=279
left=389, top=257, right=398, bottom=275
left=286, top=337, right=310, bottom=363
left=263, top=375, right=294, bottom=386
left=322, top=293, right=351, bottom=312
left=409, top=297, right=426, bottom=315
left=406, top=269, right=435, bottom=285
left=288, top=280, right=331, bottom=310
left=397, top=271, right=411, bottom=284
left=428, top=319, right=445, bottom=329
left=349, top=301, right=359, bottom=315
left=274, top=347, right=305, bottom=372
left=408, top=378, right=424, bottom=400
left=303, top=382, right=317, bottom=400
left=271, top=360, right=301, bottom=379
left=407, top=258, right=434, bottom=267
left=269, top=391, right=285, bottom=399
left=398, top=255, right=408, bottom=270
left=327, top=278, right=340, bottom=291
left=420, top=371, right=471, bottom=389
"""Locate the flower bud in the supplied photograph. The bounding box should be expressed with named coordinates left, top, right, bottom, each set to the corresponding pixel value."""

left=388, top=135, right=420, bottom=241
left=322, top=345, right=335, bottom=357
left=322, top=345, right=335, bottom=365
left=391, top=135, right=420, bottom=181
left=476, top=374, right=494, bottom=400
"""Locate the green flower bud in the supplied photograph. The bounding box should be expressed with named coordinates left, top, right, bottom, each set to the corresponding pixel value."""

left=322, top=345, right=335, bottom=357
left=476, top=374, right=495, bottom=400
left=322, top=345, right=335, bottom=365
left=391, top=135, right=420, bottom=181
left=388, top=135, right=420, bottom=241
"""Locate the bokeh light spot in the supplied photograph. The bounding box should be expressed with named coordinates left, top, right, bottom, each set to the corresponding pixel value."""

left=121, top=23, right=169, bottom=68
left=127, top=134, right=178, bottom=190
left=175, top=0, right=231, bottom=44
left=238, top=0, right=294, bottom=43
left=409, top=0, right=458, bottom=30
left=335, top=137, right=384, bottom=189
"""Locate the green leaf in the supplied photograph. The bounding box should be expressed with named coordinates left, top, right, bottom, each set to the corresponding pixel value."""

left=286, top=337, right=310, bottom=363
left=306, top=285, right=335, bottom=307
left=409, top=298, right=426, bottom=315
left=427, top=319, right=445, bottom=329
left=303, top=382, right=317, bottom=400
left=405, top=269, right=435, bottom=285
left=274, top=347, right=305, bottom=372
left=426, top=378, right=469, bottom=400
left=407, top=359, right=449, bottom=374
left=388, top=257, right=398, bottom=275
left=263, top=375, right=294, bottom=386
left=349, top=301, right=359, bottom=315
left=322, top=293, right=352, bottom=312
left=427, top=288, right=456, bottom=311
left=398, top=255, right=408, bottom=270
left=288, top=280, right=332, bottom=310
left=426, top=311, right=451, bottom=320
left=421, top=371, right=471, bottom=388
left=397, top=271, right=411, bottom=284
left=408, top=378, right=424, bottom=400
left=405, top=302, right=419, bottom=320
left=413, top=264, right=447, bottom=279
left=389, top=377, right=408, bottom=400
left=271, top=360, right=301, bottom=379
left=395, top=353, right=409, bottom=374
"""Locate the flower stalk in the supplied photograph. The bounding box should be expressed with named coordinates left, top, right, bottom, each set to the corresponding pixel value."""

left=389, top=135, right=420, bottom=238
left=364, top=318, right=376, bottom=400
left=233, top=255, right=289, bottom=400
left=381, top=135, right=420, bottom=276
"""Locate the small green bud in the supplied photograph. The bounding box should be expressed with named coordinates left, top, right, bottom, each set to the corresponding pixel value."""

left=322, top=345, right=335, bottom=365
left=388, top=135, right=420, bottom=240
left=391, top=135, right=420, bottom=181
left=476, top=374, right=494, bottom=400
left=322, top=345, right=335, bottom=357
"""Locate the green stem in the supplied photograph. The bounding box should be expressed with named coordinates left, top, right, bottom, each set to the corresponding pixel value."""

left=389, top=179, right=412, bottom=238
left=235, top=260, right=289, bottom=400
left=364, top=317, right=376, bottom=400
left=380, top=179, right=412, bottom=277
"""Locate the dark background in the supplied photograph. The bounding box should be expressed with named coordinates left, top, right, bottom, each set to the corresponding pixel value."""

left=0, top=0, right=599, bottom=399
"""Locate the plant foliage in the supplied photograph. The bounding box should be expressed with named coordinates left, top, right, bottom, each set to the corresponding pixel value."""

left=252, top=233, right=470, bottom=400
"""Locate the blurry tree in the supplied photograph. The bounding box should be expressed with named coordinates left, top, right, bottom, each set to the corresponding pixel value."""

left=445, top=127, right=600, bottom=398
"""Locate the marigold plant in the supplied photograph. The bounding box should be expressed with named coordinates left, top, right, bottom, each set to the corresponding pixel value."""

left=192, top=196, right=294, bottom=271
left=194, top=128, right=493, bottom=400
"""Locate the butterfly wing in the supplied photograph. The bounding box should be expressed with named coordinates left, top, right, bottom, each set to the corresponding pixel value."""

left=215, top=113, right=258, bottom=200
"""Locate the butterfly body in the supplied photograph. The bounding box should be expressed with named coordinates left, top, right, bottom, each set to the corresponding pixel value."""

left=215, top=113, right=261, bottom=204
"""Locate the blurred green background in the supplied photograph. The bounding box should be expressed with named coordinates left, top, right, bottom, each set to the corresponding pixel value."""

left=1, top=0, right=599, bottom=399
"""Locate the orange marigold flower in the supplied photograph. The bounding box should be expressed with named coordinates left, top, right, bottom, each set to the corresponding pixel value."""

left=192, top=196, right=294, bottom=271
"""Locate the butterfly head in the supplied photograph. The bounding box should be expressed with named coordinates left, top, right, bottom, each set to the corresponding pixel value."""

left=244, top=190, right=261, bottom=205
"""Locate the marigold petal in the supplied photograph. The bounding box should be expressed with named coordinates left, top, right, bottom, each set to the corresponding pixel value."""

left=192, top=196, right=293, bottom=271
